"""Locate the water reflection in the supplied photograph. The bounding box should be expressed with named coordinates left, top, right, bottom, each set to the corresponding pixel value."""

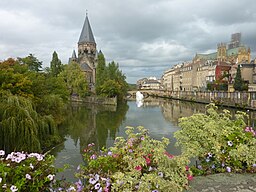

left=51, top=98, right=256, bottom=181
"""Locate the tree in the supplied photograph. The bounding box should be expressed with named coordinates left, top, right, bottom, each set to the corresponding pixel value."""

left=60, top=62, right=89, bottom=97
left=234, top=65, right=248, bottom=91
left=19, top=54, right=42, bottom=72
left=95, top=51, right=107, bottom=94
left=50, top=51, right=63, bottom=76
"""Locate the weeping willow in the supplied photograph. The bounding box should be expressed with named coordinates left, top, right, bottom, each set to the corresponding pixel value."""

left=0, top=95, right=57, bottom=153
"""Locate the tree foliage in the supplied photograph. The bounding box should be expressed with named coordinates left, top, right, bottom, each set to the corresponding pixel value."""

left=95, top=52, right=128, bottom=100
left=50, top=51, right=63, bottom=77
left=60, top=62, right=89, bottom=97
left=0, top=94, right=58, bottom=152
left=18, top=54, right=42, bottom=72
left=234, top=65, right=248, bottom=91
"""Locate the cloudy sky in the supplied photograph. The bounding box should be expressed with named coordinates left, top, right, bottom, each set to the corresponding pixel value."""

left=1, top=0, right=256, bottom=83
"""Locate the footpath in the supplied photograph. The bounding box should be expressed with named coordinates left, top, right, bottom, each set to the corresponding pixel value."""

left=187, top=173, right=256, bottom=192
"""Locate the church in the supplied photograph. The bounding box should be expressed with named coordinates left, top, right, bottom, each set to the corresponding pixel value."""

left=69, top=12, right=98, bottom=91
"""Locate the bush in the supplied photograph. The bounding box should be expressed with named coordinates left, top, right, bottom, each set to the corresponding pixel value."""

left=174, top=103, right=256, bottom=175
left=0, top=151, right=57, bottom=191
left=76, top=126, right=192, bottom=192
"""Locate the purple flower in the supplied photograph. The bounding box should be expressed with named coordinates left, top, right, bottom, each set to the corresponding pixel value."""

left=226, top=166, right=231, bottom=173
left=107, top=151, right=112, bottom=156
left=75, top=179, right=83, bottom=192
left=90, top=154, right=97, bottom=160
left=152, top=190, right=159, bottom=192
left=211, top=164, right=215, bottom=169
left=197, top=165, right=202, bottom=170
left=129, top=149, right=133, bottom=153
left=252, top=164, right=256, bottom=167
left=221, top=163, right=225, bottom=167
left=141, top=136, right=145, bottom=140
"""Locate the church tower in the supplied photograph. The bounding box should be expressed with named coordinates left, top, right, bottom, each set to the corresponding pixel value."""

left=69, top=12, right=97, bottom=90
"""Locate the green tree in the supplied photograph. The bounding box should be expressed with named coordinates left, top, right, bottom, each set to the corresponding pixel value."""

left=234, top=65, right=248, bottom=91
left=19, top=54, right=42, bottom=72
left=60, top=62, right=89, bottom=97
left=50, top=51, right=63, bottom=76
left=0, top=94, right=58, bottom=152
left=95, top=51, right=106, bottom=94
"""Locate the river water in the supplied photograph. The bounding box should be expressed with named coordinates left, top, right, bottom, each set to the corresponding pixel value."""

left=50, top=98, right=256, bottom=181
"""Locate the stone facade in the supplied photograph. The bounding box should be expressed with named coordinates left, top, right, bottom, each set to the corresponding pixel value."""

left=162, top=33, right=255, bottom=91
left=69, top=13, right=97, bottom=91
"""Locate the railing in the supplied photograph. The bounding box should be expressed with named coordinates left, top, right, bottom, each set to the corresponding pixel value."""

left=136, top=90, right=256, bottom=109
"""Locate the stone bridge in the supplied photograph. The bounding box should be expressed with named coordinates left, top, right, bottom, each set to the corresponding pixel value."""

left=127, top=90, right=163, bottom=98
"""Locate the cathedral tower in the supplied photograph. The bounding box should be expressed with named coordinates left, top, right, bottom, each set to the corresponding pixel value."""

left=70, top=12, right=97, bottom=90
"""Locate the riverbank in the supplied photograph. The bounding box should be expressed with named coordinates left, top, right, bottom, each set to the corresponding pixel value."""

left=187, top=173, right=256, bottom=192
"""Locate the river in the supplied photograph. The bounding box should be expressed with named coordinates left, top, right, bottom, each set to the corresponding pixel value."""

left=50, top=98, right=256, bottom=181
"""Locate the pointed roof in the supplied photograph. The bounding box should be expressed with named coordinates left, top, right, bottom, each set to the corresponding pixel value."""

left=72, top=50, right=77, bottom=59
left=78, top=13, right=95, bottom=44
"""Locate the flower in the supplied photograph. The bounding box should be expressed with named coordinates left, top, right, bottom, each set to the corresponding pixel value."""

left=47, top=174, right=54, bottom=181
left=141, top=136, right=145, bottom=140
left=144, top=156, right=151, bottom=165
left=135, top=165, right=142, bottom=171
left=158, top=172, right=163, bottom=177
left=227, top=141, right=233, bottom=146
left=152, top=190, right=159, bottom=192
left=211, top=164, right=215, bottom=169
left=90, top=154, right=97, bottom=160
left=95, top=183, right=101, bottom=190
left=207, top=152, right=212, bottom=158
left=226, top=166, right=231, bottom=173
left=77, top=165, right=80, bottom=171
left=0, top=150, right=5, bottom=156
left=10, top=185, right=18, bottom=192
left=185, top=166, right=189, bottom=171
left=253, top=164, right=256, bottom=167
left=107, top=151, right=112, bottom=156
left=26, top=174, right=31, bottom=180
left=187, top=174, right=193, bottom=181
left=0, top=177, right=2, bottom=183
left=29, top=163, right=34, bottom=169
left=128, top=149, right=133, bottom=153
left=75, top=179, right=83, bottom=192
left=89, top=178, right=97, bottom=185
left=205, top=158, right=210, bottom=162
left=197, top=165, right=202, bottom=170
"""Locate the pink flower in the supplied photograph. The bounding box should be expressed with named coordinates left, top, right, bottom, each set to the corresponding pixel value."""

left=164, top=151, right=174, bottom=159
left=185, top=166, right=189, bottom=171
left=187, top=174, right=193, bottom=181
left=144, top=157, right=151, bottom=165
left=135, top=165, right=142, bottom=171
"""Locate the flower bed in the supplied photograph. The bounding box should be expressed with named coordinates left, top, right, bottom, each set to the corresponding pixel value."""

left=76, top=126, right=192, bottom=192
left=174, top=103, right=256, bottom=176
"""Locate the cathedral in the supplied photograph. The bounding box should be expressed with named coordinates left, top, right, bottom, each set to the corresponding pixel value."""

left=69, top=12, right=97, bottom=91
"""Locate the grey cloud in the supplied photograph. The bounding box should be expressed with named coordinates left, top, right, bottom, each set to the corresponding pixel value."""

left=0, top=0, right=256, bottom=83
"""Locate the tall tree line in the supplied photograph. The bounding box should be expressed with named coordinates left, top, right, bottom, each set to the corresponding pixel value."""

left=95, top=52, right=128, bottom=100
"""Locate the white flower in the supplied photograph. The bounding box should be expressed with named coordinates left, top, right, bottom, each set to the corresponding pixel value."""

left=29, top=163, right=34, bottom=169
left=26, top=174, right=31, bottom=180
left=0, top=177, right=2, bottom=183
left=10, top=185, right=18, bottom=192
left=227, top=141, right=233, bottom=146
left=0, top=150, right=5, bottom=156
left=47, top=174, right=54, bottom=181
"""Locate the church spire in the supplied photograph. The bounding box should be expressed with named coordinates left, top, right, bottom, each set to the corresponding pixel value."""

left=78, top=11, right=95, bottom=44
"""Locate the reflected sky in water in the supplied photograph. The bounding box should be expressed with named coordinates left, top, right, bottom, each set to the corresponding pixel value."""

left=51, top=99, right=256, bottom=181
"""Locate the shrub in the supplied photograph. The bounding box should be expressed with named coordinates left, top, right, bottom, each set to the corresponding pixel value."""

left=76, top=126, right=192, bottom=192
left=0, top=151, right=57, bottom=191
left=174, top=103, right=256, bottom=175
